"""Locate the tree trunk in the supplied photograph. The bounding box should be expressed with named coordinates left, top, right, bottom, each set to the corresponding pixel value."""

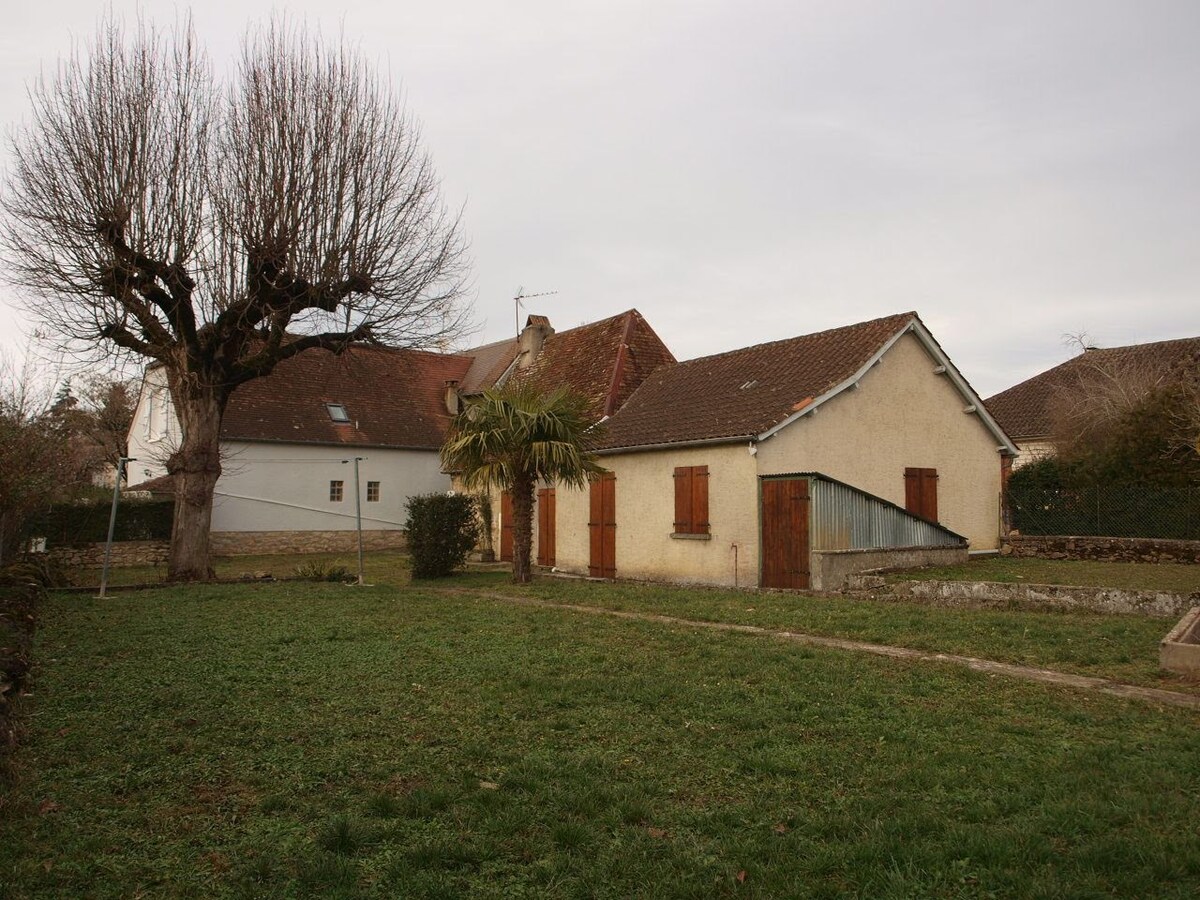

left=165, top=385, right=225, bottom=582
left=510, top=475, right=535, bottom=584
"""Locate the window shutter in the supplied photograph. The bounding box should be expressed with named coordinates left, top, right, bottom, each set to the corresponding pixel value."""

left=673, top=467, right=693, bottom=533
left=692, top=465, right=710, bottom=534
left=904, top=467, right=938, bottom=522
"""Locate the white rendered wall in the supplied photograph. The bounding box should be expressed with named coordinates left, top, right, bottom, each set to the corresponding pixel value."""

left=126, top=366, right=179, bottom=483
left=212, top=442, right=448, bottom=532
left=126, top=370, right=448, bottom=531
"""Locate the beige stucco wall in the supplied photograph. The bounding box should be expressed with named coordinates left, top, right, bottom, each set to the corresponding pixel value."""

left=1012, top=438, right=1054, bottom=469
left=755, top=332, right=1004, bottom=549
left=553, top=443, right=760, bottom=587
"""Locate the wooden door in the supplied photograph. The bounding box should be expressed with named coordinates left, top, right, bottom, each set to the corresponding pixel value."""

left=588, top=474, right=616, bottom=578
left=760, top=478, right=810, bottom=589
left=500, top=491, right=514, bottom=562
left=537, top=487, right=556, bottom=567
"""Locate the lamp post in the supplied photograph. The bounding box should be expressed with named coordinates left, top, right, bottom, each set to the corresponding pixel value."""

left=342, top=457, right=366, bottom=585
left=98, top=456, right=134, bottom=599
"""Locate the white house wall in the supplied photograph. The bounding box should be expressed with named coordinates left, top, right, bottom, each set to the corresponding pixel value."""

left=211, top=442, right=447, bottom=532
left=126, top=366, right=178, bottom=482
left=127, top=370, right=449, bottom=532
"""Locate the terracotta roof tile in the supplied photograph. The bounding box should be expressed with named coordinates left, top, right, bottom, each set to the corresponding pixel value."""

left=985, top=336, right=1200, bottom=439
left=459, top=336, right=519, bottom=393
left=595, top=312, right=916, bottom=450
left=510, top=309, right=676, bottom=420
left=221, top=345, right=473, bottom=449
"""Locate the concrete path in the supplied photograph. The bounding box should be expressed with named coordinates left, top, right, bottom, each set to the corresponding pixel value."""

left=442, top=588, right=1200, bottom=712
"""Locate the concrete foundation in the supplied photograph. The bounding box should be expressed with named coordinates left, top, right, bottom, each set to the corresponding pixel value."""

left=1161, top=607, right=1200, bottom=676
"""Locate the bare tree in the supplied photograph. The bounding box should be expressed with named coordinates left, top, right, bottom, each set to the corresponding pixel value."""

left=2, top=16, right=470, bottom=580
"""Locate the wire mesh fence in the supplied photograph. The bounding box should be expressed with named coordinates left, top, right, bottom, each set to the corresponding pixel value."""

left=1007, top=483, right=1200, bottom=540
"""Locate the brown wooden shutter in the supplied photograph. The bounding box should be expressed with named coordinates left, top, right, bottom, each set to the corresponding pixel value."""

left=537, top=488, right=556, bottom=567
left=692, top=465, right=710, bottom=534
left=904, top=467, right=938, bottom=522
left=500, top=491, right=514, bottom=562
left=673, top=466, right=693, bottom=533
left=673, top=465, right=710, bottom=534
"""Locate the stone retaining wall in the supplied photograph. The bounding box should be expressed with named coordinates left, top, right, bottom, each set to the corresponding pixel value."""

left=209, top=530, right=407, bottom=556
left=45, top=540, right=170, bottom=569
left=845, top=574, right=1198, bottom=618
left=1002, top=534, right=1200, bottom=565
left=811, top=545, right=968, bottom=591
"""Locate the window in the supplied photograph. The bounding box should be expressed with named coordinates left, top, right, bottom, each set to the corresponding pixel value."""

left=673, top=465, right=710, bottom=535
left=367, top=481, right=380, bottom=502
left=904, top=467, right=938, bottom=522
left=330, top=480, right=344, bottom=502
left=326, top=403, right=351, bottom=423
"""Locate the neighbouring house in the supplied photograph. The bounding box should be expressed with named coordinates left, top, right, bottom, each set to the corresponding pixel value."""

left=515, top=312, right=1018, bottom=590
left=464, top=309, right=677, bottom=562
left=126, top=309, right=674, bottom=555
left=985, top=336, right=1200, bottom=468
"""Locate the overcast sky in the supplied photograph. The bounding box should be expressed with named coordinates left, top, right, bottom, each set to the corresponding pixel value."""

left=2, top=0, right=1197, bottom=396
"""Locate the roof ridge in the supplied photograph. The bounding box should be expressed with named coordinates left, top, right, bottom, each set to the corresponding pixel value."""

left=670, top=311, right=916, bottom=368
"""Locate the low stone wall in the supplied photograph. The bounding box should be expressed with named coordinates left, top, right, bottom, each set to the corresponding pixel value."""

left=1003, top=534, right=1200, bottom=565
left=811, top=545, right=968, bottom=592
left=45, top=540, right=170, bottom=569
left=209, top=530, right=407, bottom=556
left=845, top=575, right=1198, bottom=618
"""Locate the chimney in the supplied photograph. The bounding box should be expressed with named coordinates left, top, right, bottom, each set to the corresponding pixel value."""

left=444, top=380, right=461, bottom=415
left=517, top=315, right=554, bottom=370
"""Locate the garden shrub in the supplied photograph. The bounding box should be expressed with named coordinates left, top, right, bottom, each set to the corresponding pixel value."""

left=1, top=561, right=45, bottom=771
left=294, top=561, right=356, bottom=583
left=405, top=493, right=480, bottom=579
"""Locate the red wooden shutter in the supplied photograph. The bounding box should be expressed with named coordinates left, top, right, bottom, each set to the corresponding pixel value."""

left=921, top=468, right=938, bottom=522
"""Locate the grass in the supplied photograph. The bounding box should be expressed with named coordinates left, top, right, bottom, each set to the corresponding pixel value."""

left=3, top=581, right=1200, bottom=897
left=445, top=572, right=1196, bottom=692
left=65, top=549, right=415, bottom=587
left=885, top=555, right=1200, bottom=593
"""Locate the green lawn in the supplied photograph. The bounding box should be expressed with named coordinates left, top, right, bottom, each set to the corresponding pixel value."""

left=886, top=556, right=1200, bottom=593
left=3, top=581, right=1200, bottom=897
left=447, top=572, right=1194, bottom=692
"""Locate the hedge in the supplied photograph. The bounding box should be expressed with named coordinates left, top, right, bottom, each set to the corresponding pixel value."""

left=29, top=498, right=174, bottom=546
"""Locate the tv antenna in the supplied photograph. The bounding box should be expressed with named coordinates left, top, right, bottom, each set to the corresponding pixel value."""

left=514, top=285, right=558, bottom=334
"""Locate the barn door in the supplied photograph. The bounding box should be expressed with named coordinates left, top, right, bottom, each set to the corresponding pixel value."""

left=500, top=491, right=514, bottom=562
left=537, top=487, right=556, bottom=567
left=588, top=474, right=616, bottom=578
left=760, top=478, right=810, bottom=589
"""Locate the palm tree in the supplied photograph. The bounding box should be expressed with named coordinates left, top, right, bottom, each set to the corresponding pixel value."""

left=441, top=384, right=604, bottom=583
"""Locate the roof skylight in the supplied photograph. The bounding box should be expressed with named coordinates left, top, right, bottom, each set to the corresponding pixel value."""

left=326, top=403, right=351, bottom=423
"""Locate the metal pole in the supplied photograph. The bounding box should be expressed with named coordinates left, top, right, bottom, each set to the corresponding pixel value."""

left=353, top=457, right=365, bottom=585
left=99, top=457, right=133, bottom=598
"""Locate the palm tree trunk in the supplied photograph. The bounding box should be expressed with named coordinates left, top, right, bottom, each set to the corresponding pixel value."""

left=510, top=475, right=535, bottom=583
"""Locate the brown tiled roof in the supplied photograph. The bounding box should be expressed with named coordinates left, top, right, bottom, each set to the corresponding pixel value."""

left=221, top=345, right=473, bottom=449
left=459, top=335, right=520, bottom=394
left=985, top=336, right=1200, bottom=440
left=509, top=309, right=677, bottom=420
left=595, top=312, right=917, bottom=450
